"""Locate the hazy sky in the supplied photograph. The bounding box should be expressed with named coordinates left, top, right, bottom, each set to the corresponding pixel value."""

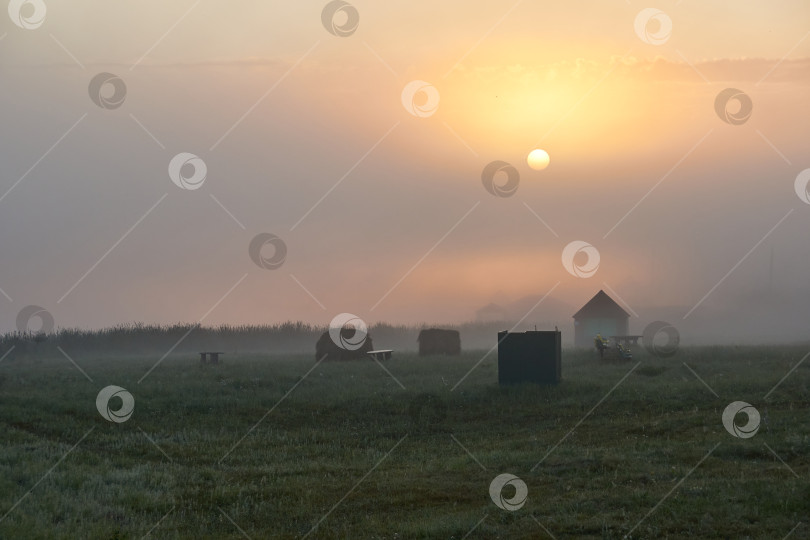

left=1, top=1, right=809, bottom=341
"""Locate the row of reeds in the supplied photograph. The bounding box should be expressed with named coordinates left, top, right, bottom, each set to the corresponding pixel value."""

left=0, top=319, right=555, bottom=358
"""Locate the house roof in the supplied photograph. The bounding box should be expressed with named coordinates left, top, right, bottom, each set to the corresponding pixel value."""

left=572, top=290, right=630, bottom=320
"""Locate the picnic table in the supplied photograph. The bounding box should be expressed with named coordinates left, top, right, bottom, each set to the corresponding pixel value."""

left=366, top=350, right=393, bottom=361
left=610, top=335, right=643, bottom=346
left=199, top=351, right=224, bottom=364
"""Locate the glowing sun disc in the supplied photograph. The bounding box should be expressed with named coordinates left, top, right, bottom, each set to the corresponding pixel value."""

left=527, top=149, right=550, bottom=171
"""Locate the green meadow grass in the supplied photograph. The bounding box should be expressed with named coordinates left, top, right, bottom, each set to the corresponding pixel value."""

left=0, top=346, right=808, bottom=539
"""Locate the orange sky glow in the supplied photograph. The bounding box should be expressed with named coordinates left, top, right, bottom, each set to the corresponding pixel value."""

left=1, top=1, right=808, bottom=340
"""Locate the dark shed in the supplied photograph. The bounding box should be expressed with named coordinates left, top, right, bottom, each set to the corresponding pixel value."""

left=497, top=330, right=561, bottom=385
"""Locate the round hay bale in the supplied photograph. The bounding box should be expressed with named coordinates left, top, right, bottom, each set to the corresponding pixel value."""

left=315, top=330, right=374, bottom=361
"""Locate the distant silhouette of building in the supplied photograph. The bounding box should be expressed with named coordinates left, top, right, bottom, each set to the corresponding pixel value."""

left=572, top=290, right=629, bottom=347
left=476, top=302, right=509, bottom=322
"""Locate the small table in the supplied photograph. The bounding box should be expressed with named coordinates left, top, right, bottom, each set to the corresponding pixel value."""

left=200, top=352, right=224, bottom=364
left=610, top=335, right=643, bottom=346
left=367, top=350, right=393, bottom=361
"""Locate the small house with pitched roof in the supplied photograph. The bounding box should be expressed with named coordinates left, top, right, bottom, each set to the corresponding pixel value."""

left=572, top=290, right=630, bottom=347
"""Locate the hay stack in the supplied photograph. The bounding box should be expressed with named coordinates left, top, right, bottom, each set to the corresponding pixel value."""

left=315, top=330, right=374, bottom=361
left=417, top=328, right=461, bottom=356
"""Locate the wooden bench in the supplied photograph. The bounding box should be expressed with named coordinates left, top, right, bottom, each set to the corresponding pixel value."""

left=367, top=349, right=393, bottom=361
left=199, top=351, right=224, bottom=364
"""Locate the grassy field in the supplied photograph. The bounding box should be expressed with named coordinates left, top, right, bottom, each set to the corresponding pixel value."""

left=0, top=346, right=808, bottom=539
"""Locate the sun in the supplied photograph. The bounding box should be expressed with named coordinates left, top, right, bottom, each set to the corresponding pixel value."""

left=527, top=149, right=550, bottom=171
